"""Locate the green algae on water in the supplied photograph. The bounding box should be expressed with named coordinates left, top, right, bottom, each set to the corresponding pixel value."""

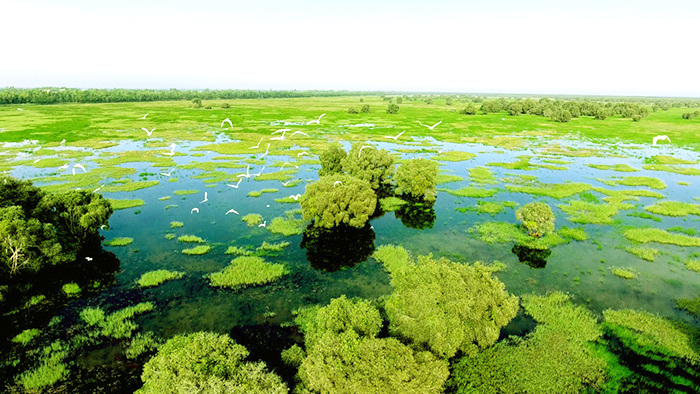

left=644, top=201, right=700, bottom=217
left=586, top=163, right=639, bottom=172
left=248, top=188, right=278, bottom=197
left=242, top=213, right=263, bottom=227
left=182, top=245, right=210, bottom=255
left=468, top=166, right=497, bottom=184
left=598, top=176, right=666, bottom=190
left=136, top=270, right=185, bottom=287
left=104, top=237, right=134, bottom=246
left=170, top=221, right=184, bottom=228
left=440, top=186, right=498, bottom=198
left=623, top=228, right=700, bottom=247
left=174, top=189, right=199, bottom=195
left=626, top=246, right=659, bottom=262
left=108, top=198, right=145, bottom=210
left=558, top=200, right=629, bottom=224
left=208, top=256, right=289, bottom=289
left=177, top=235, right=205, bottom=243
left=435, top=173, right=463, bottom=185
left=506, top=182, right=592, bottom=199
left=268, top=209, right=308, bottom=236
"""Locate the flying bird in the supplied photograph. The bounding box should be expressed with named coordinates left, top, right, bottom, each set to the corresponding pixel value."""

left=237, top=165, right=251, bottom=179
left=221, top=118, right=233, bottom=128
left=85, top=256, right=93, bottom=261
left=420, top=121, right=442, bottom=130
left=652, top=135, right=671, bottom=145
left=163, top=143, right=177, bottom=156
left=306, top=113, right=326, bottom=125
left=297, top=152, right=309, bottom=158
left=226, top=209, right=240, bottom=215
left=258, top=221, right=267, bottom=227
left=73, top=163, right=87, bottom=174
left=33, top=158, right=41, bottom=163
left=334, top=181, right=342, bottom=186
left=249, top=138, right=263, bottom=149
left=271, top=130, right=287, bottom=141
left=142, top=127, right=155, bottom=136
left=281, top=179, right=297, bottom=187
left=281, top=162, right=298, bottom=169
left=358, top=145, right=373, bottom=158
left=227, top=178, right=243, bottom=188
left=59, top=163, right=69, bottom=170
left=258, top=144, right=270, bottom=160
left=140, top=113, right=148, bottom=119
left=289, top=194, right=302, bottom=201
left=191, top=207, right=199, bottom=214
left=200, top=192, right=208, bottom=203
left=290, top=131, right=309, bottom=137
left=384, top=130, right=405, bottom=141
left=272, top=128, right=290, bottom=135
left=253, top=166, right=265, bottom=177
left=160, top=168, right=175, bottom=177
left=93, top=185, right=104, bottom=193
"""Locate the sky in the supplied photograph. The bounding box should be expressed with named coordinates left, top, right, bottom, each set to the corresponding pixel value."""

left=2, top=0, right=699, bottom=97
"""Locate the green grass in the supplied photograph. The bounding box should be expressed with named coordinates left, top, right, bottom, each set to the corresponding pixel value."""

left=158, top=196, right=171, bottom=200
left=170, top=221, right=184, bottom=228
left=684, top=259, right=700, bottom=273
left=435, top=173, right=463, bottom=185
left=598, top=176, right=666, bottom=190
left=611, top=267, right=637, bottom=279
left=666, top=226, right=699, bottom=236
left=177, top=235, right=205, bottom=243
left=473, top=221, right=567, bottom=249
left=558, top=226, right=588, bottom=241
left=440, top=186, right=498, bottom=198
left=107, top=198, right=145, bottom=210
left=674, top=298, right=700, bottom=317
left=136, top=270, right=185, bottom=287
left=104, top=237, right=133, bottom=246
left=224, top=245, right=254, bottom=256
left=642, top=164, right=700, bottom=175
left=646, top=155, right=698, bottom=165
left=558, top=200, right=628, bottom=224
left=182, top=245, right=211, bottom=255
left=467, top=166, right=497, bottom=184
left=103, top=180, right=159, bottom=192
left=256, top=241, right=290, bottom=253
left=248, top=188, right=279, bottom=197
left=623, top=228, right=700, bottom=246
left=644, top=201, right=700, bottom=217
left=506, top=182, right=592, bottom=199
left=62, top=283, right=81, bottom=296
left=242, top=213, right=263, bottom=227
left=586, top=163, right=639, bottom=172
left=626, top=246, right=660, bottom=261
left=12, top=328, right=41, bottom=346
left=173, top=189, right=199, bottom=195
left=268, top=210, right=308, bottom=236
left=208, top=256, right=289, bottom=289
left=434, top=150, right=476, bottom=162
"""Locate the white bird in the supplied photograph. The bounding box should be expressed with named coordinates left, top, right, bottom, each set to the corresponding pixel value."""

left=226, top=209, right=240, bottom=215
left=289, top=194, right=302, bottom=200
left=163, top=143, right=176, bottom=156
left=17, top=108, right=22, bottom=111
left=100, top=224, right=108, bottom=230
left=253, top=166, right=265, bottom=177
left=191, top=207, right=199, bottom=214
left=237, top=165, right=251, bottom=178
left=33, top=158, right=41, bottom=163
left=271, top=130, right=287, bottom=141
left=85, top=256, right=93, bottom=261
left=384, top=130, right=405, bottom=141
left=297, top=152, right=309, bottom=158
left=160, top=168, right=175, bottom=177
left=142, top=127, right=155, bottom=136
left=334, top=181, right=342, bottom=187
left=227, top=178, right=243, bottom=188
left=281, top=162, right=298, bottom=169
left=307, top=113, right=326, bottom=125
left=93, top=184, right=104, bottom=193
left=281, top=179, right=296, bottom=187
left=59, top=163, right=69, bottom=170
left=249, top=138, right=263, bottom=149
left=291, top=131, right=309, bottom=137
left=272, top=128, right=290, bottom=135
left=358, top=145, right=373, bottom=158
left=258, top=144, right=270, bottom=160
left=140, top=113, right=148, bottom=119
left=73, top=164, right=87, bottom=174
left=652, top=135, right=671, bottom=145
left=200, top=192, right=208, bottom=203
left=60, top=139, right=66, bottom=145
left=420, top=121, right=442, bottom=130
left=221, top=118, right=233, bottom=128
left=258, top=221, right=267, bottom=227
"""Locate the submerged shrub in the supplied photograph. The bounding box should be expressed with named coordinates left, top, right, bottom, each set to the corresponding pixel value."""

left=394, top=159, right=439, bottom=202
left=301, top=175, right=377, bottom=228
left=515, top=201, right=555, bottom=237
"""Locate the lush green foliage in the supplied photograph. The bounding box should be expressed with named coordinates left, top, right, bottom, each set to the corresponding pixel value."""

left=104, top=237, right=133, bottom=246
left=374, top=245, right=519, bottom=358
left=515, top=201, right=555, bottom=237
left=138, top=332, right=288, bottom=393
left=182, top=245, right=211, bottom=255
left=268, top=209, right=308, bottom=235
left=301, top=175, right=377, bottom=228
left=177, top=235, right=206, bottom=243
left=623, top=228, right=700, bottom=246
left=341, top=142, right=395, bottom=190
left=394, top=159, right=439, bottom=202
left=242, top=213, right=263, bottom=227
left=136, top=270, right=185, bottom=287
left=318, top=143, right=346, bottom=177
left=208, top=256, right=289, bottom=289
left=12, top=328, right=41, bottom=346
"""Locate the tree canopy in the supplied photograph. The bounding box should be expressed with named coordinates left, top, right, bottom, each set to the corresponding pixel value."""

left=341, top=143, right=395, bottom=191
left=394, top=159, right=439, bottom=202
left=515, top=202, right=555, bottom=238
left=318, top=143, right=346, bottom=177
left=300, top=175, right=377, bottom=228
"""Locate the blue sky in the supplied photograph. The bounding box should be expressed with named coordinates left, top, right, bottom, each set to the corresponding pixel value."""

left=2, top=0, right=698, bottom=97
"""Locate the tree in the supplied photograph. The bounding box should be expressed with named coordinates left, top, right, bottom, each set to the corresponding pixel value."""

left=191, top=98, right=202, bottom=108
left=394, top=159, right=439, bottom=202
left=347, top=106, right=358, bottom=114
left=220, top=102, right=230, bottom=109
left=360, top=104, right=371, bottom=113
left=460, top=104, right=478, bottom=115
left=374, top=246, right=519, bottom=359
left=507, top=103, right=523, bottom=116
left=300, top=175, right=377, bottom=228
left=318, top=143, right=346, bottom=177
left=138, top=332, right=287, bottom=394
left=341, top=142, right=395, bottom=190
left=386, top=103, right=399, bottom=114
left=515, top=202, right=555, bottom=238
left=396, top=97, right=403, bottom=104
left=551, top=108, right=571, bottom=123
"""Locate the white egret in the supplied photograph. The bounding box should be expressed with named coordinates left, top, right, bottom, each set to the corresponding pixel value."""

left=237, top=165, right=251, bottom=179
left=221, top=118, right=233, bottom=128
left=272, top=128, right=290, bottom=135
left=85, top=256, right=93, bottom=261
left=290, top=131, right=309, bottom=137
left=226, top=209, right=240, bottom=215
left=160, top=168, right=175, bottom=177
left=652, top=135, right=671, bottom=145
left=93, top=184, right=104, bottom=193
left=100, top=224, right=108, bottom=230
left=249, top=138, right=263, bottom=149
left=142, top=127, right=155, bottom=136
left=258, top=144, right=270, bottom=160
left=59, top=163, right=69, bottom=170
left=358, top=145, right=373, bottom=158
left=17, top=108, right=22, bottom=111
left=258, top=221, right=267, bottom=227
left=334, top=181, right=342, bottom=186
left=140, top=113, right=148, bottom=119
left=306, top=113, right=326, bottom=125
left=200, top=192, right=208, bottom=203
left=420, top=120, right=442, bottom=130
left=289, top=193, right=302, bottom=200
left=281, top=162, right=298, bottom=169
left=227, top=178, right=243, bottom=188
left=73, top=164, right=87, bottom=174
left=60, top=139, right=66, bottom=145
left=163, top=143, right=176, bottom=156
left=297, top=152, right=309, bottom=158
left=191, top=207, right=199, bottom=214
left=33, top=158, right=41, bottom=163
left=384, top=130, right=405, bottom=141
left=253, top=166, right=265, bottom=177
left=271, top=130, right=287, bottom=141
left=281, top=179, right=297, bottom=187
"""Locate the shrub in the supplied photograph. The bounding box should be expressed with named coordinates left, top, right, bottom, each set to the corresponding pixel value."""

left=191, top=98, right=202, bottom=108
left=632, top=114, right=642, bottom=122
left=220, top=102, right=230, bottom=109
left=397, top=97, right=403, bottom=104
left=318, top=143, right=346, bottom=177
left=459, top=104, right=478, bottom=115
left=515, top=202, right=555, bottom=237
left=341, top=142, right=394, bottom=190
left=139, top=332, right=288, bottom=393
left=386, top=103, right=399, bottom=114
left=347, top=106, right=358, bottom=114
left=394, top=159, right=439, bottom=202
left=301, top=175, right=377, bottom=228
left=360, top=104, right=371, bottom=113
left=551, top=108, right=572, bottom=122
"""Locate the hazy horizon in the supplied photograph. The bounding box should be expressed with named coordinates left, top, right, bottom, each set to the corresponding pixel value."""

left=2, top=0, right=699, bottom=97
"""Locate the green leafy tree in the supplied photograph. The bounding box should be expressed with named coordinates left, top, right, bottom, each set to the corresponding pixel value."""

left=191, top=98, right=202, bottom=108
left=341, top=142, right=395, bottom=190
left=36, top=190, right=113, bottom=244
left=347, top=106, right=358, bottom=114
left=459, top=103, right=478, bottom=115
left=374, top=246, right=519, bottom=359
left=318, top=143, right=346, bottom=177
left=138, top=332, right=287, bottom=394
left=507, top=103, right=523, bottom=116
left=424, top=98, right=433, bottom=105
left=220, top=102, right=230, bottom=109
left=515, top=201, right=555, bottom=237
left=300, top=175, right=377, bottom=228
left=386, top=103, right=399, bottom=114
left=445, top=98, right=453, bottom=106
left=551, top=109, right=572, bottom=122
left=360, top=104, right=371, bottom=113
left=396, top=97, right=403, bottom=104
left=394, top=159, right=439, bottom=202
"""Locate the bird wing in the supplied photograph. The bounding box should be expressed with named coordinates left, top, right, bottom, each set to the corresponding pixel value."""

left=142, top=128, right=148, bottom=132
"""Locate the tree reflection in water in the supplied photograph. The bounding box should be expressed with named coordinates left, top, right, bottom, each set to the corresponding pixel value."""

left=511, top=244, right=551, bottom=269
left=300, top=224, right=376, bottom=272
left=394, top=202, right=436, bottom=230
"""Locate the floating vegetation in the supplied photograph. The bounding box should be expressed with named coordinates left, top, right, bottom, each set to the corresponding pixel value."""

left=241, top=213, right=263, bottom=227
left=104, top=237, right=134, bottom=246
left=440, top=186, right=497, bottom=198
left=254, top=169, right=296, bottom=182
left=674, top=297, right=700, bottom=317
left=474, top=221, right=566, bottom=249
left=136, top=270, right=185, bottom=287
left=679, top=181, right=690, bottom=186
left=434, top=150, right=476, bottom=162
left=164, top=204, right=178, bottom=209
left=62, top=283, right=81, bottom=296
left=379, top=196, right=408, bottom=212
left=458, top=200, right=518, bottom=216
left=644, top=201, right=700, bottom=217
left=558, top=200, right=628, bottom=224
left=274, top=195, right=302, bottom=203
left=208, top=256, right=289, bottom=289
left=468, top=166, right=497, bottom=184
left=487, top=155, right=538, bottom=170
left=435, top=173, right=463, bottom=185
left=506, top=182, right=592, bottom=199
left=158, top=196, right=171, bottom=201
left=598, top=176, right=666, bottom=190
left=170, top=221, right=184, bottom=228
left=642, top=164, right=700, bottom=176
left=623, top=228, right=700, bottom=246
left=646, top=155, right=698, bottom=165
left=586, top=163, right=639, bottom=172
left=667, top=226, right=699, bottom=236
left=173, top=189, right=198, bottom=195
left=558, top=226, right=588, bottom=241
left=182, top=245, right=211, bottom=255
left=611, top=267, right=637, bottom=279
left=626, top=246, right=659, bottom=261
left=164, top=233, right=176, bottom=240
left=256, top=241, right=290, bottom=253
left=685, top=259, right=700, bottom=273
left=247, top=188, right=278, bottom=197
left=177, top=235, right=205, bottom=243
left=103, top=180, right=159, bottom=192
left=12, top=328, right=41, bottom=346
left=268, top=210, right=308, bottom=236
left=224, top=245, right=253, bottom=256
left=627, top=211, right=662, bottom=222
left=107, top=198, right=145, bottom=210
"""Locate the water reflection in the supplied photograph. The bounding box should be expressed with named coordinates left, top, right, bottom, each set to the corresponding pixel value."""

left=395, top=202, right=436, bottom=230
left=300, top=224, right=376, bottom=272
left=511, top=244, right=551, bottom=269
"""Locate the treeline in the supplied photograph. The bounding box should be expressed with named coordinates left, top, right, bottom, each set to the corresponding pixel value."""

left=0, top=88, right=383, bottom=105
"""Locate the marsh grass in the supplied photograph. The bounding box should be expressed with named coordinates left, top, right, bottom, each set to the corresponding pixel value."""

left=268, top=210, right=308, bottom=236
left=104, top=237, right=133, bottom=246
left=435, top=173, right=463, bottom=185
left=103, top=180, right=159, bottom=192
left=379, top=196, right=408, bottom=212
left=225, top=246, right=254, bottom=256
left=256, top=241, right=290, bottom=253
left=242, top=213, right=263, bottom=227
left=177, top=235, right=205, bottom=243
left=170, top=221, right=184, bottom=228
left=165, top=233, right=176, bottom=239
left=182, top=245, right=211, bottom=255
left=684, top=260, right=700, bottom=273
left=558, top=200, right=629, bottom=224
left=274, top=195, right=302, bottom=203
left=644, top=201, right=700, bottom=217
left=474, top=221, right=566, bottom=249
left=674, top=298, right=700, bottom=317
left=173, top=189, right=198, bottom=195
left=586, top=163, right=639, bottom=172
left=136, top=270, right=185, bottom=287
left=12, top=328, right=41, bottom=346
left=126, top=331, right=160, bottom=359
left=506, top=182, right=592, bottom=199
left=647, top=155, right=699, bottom=165
left=611, top=267, right=637, bottom=279
left=107, top=198, right=145, bottom=210
left=440, top=186, right=498, bottom=198
left=642, top=164, right=700, bottom=176
left=626, top=246, right=659, bottom=261
left=158, top=196, right=171, bottom=201
left=467, top=166, right=497, bottom=184
left=208, top=256, right=289, bottom=289
left=623, top=228, right=700, bottom=246
left=598, top=176, right=666, bottom=190
left=667, top=226, right=699, bottom=236
left=19, top=340, right=69, bottom=391
left=434, top=150, right=476, bottom=162
left=254, top=169, right=297, bottom=182
left=558, top=226, right=588, bottom=241
left=248, top=188, right=278, bottom=197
